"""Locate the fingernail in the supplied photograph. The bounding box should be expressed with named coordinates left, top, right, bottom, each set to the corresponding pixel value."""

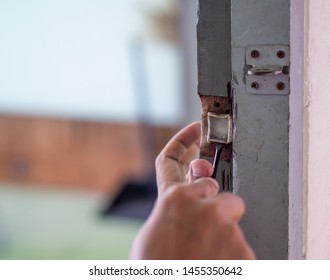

left=192, top=166, right=207, bottom=178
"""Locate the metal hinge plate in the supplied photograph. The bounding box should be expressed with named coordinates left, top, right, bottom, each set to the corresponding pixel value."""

left=245, top=45, right=290, bottom=95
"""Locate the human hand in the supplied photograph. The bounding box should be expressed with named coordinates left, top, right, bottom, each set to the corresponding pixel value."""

left=130, top=122, right=255, bottom=259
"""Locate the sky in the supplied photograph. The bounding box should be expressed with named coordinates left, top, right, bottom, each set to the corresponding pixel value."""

left=0, top=0, right=183, bottom=125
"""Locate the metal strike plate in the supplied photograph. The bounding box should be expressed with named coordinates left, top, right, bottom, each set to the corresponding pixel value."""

left=246, top=71, right=290, bottom=95
left=246, top=45, right=290, bottom=95
left=246, top=45, right=290, bottom=67
left=207, top=113, right=232, bottom=144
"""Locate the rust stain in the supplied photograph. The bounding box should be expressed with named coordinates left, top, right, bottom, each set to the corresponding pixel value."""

left=199, top=94, right=232, bottom=161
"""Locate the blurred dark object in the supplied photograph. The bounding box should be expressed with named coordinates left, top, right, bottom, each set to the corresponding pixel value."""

left=101, top=175, right=157, bottom=220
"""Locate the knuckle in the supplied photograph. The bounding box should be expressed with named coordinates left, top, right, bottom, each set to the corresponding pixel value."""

left=220, top=192, right=245, bottom=206
left=159, top=185, right=190, bottom=214
left=163, top=184, right=186, bottom=203
left=169, top=185, right=187, bottom=199
left=203, top=202, right=238, bottom=228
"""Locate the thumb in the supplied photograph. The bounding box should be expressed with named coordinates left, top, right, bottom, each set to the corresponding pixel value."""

left=188, top=159, right=213, bottom=182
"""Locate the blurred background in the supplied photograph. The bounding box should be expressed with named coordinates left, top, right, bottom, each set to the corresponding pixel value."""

left=0, top=0, right=199, bottom=259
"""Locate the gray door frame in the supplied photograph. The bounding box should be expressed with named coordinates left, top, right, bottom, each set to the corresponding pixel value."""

left=197, top=0, right=304, bottom=259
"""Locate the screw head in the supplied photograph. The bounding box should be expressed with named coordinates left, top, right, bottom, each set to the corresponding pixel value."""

left=277, top=50, right=285, bottom=58
left=251, top=50, right=260, bottom=58
left=276, top=82, right=285, bottom=90
left=251, top=82, right=259, bottom=89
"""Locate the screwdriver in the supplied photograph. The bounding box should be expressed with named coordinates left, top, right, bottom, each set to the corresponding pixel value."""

left=211, top=143, right=224, bottom=179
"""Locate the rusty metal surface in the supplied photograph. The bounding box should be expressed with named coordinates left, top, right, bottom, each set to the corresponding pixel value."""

left=199, top=94, right=232, bottom=161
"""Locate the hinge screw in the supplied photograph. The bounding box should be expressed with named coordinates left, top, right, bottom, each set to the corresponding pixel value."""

left=276, top=82, right=285, bottom=90
left=277, top=50, right=285, bottom=58
left=251, top=82, right=259, bottom=89
left=251, top=50, right=260, bottom=58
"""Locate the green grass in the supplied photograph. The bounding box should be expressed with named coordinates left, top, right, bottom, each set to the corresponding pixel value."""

left=0, top=184, right=143, bottom=259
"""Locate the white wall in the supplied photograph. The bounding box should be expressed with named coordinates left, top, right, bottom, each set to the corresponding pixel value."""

left=304, top=0, right=330, bottom=259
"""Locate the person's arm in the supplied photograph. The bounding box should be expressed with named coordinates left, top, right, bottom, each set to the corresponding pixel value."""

left=130, top=122, right=255, bottom=260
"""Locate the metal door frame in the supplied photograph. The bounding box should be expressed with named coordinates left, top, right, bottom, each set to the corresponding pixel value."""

left=197, top=0, right=304, bottom=259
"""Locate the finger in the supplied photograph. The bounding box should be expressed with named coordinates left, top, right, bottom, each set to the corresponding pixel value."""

left=188, top=159, right=213, bottom=182
left=184, top=177, right=219, bottom=198
left=161, top=121, right=201, bottom=165
left=156, top=122, right=201, bottom=193
left=216, top=193, right=245, bottom=223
